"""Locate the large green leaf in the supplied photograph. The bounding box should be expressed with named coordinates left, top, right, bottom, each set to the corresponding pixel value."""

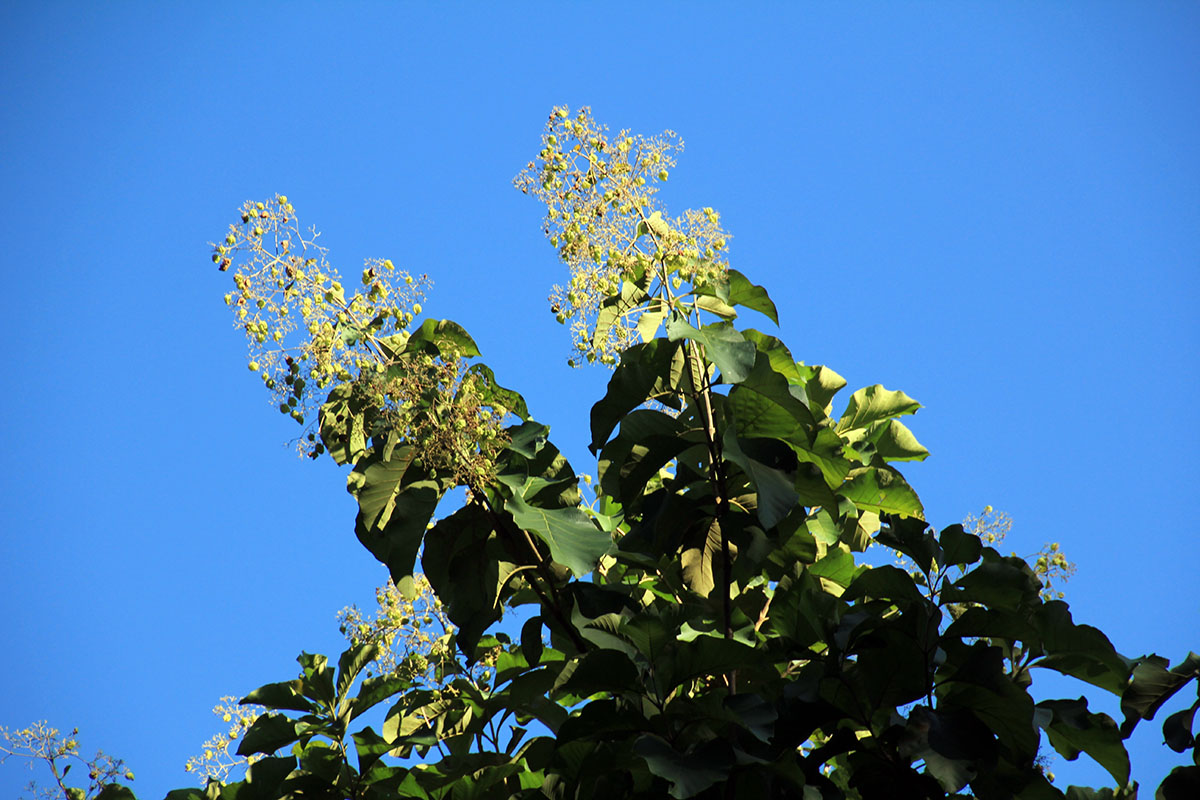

left=1032, top=602, right=1134, bottom=696
left=634, top=734, right=731, bottom=799
left=725, top=268, right=779, bottom=325
left=680, top=517, right=724, bottom=598
left=839, top=467, right=924, bottom=518
left=1120, top=652, right=1200, bottom=736
left=404, top=318, right=481, bottom=357
left=463, top=362, right=530, bottom=421
left=590, top=339, right=684, bottom=453
left=729, top=351, right=817, bottom=442
left=504, top=493, right=612, bottom=577
left=346, top=446, right=441, bottom=585
left=835, top=385, right=921, bottom=434
left=421, top=503, right=508, bottom=656
left=665, top=315, right=756, bottom=385
left=1036, top=698, right=1130, bottom=786
left=236, top=713, right=301, bottom=757
left=798, top=365, right=847, bottom=416
left=241, top=679, right=314, bottom=714
left=721, top=431, right=799, bottom=529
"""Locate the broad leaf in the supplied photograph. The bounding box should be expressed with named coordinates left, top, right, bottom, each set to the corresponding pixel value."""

left=835, top=385, right=921, bottom=434
left=505, top=493, right=612, bottom=577
left=665, top=315, right=756, bottom=385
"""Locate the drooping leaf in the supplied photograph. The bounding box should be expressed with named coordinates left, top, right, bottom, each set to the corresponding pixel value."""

left=681, top=517, right=725, bottom=598
left=799, top=365, right=847, bottom=416
left=840, top=467, right=924, bottom=518
left=590, top=339, right=684, bottom=453
left=464, top=362, right=530, bottom=421
left=725, top=268, right=779, bottom=325
left=1032, top=602, right=1134, bottom=696
left=665, top=315, right=756, bottom=385
left=404, top=318, right=481, bottom=358
left=1120, top=652, right=1200, bottom=737
left=504, top=493, right=612, bottom=577
left=1036, top=697, right=1130, bottom=786
left=722, top=431, right=799, bottom=529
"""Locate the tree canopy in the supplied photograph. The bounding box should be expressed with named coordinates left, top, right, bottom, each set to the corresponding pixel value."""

left=10, top=107, right=1198, bottom=800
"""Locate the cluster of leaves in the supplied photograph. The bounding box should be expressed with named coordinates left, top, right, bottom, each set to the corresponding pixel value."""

left=0, top=722, right=133, bottom=800
left=15, top=108, right=1197, bottom=800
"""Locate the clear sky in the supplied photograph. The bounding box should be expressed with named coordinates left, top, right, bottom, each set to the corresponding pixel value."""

left=1, top=2, right=1196, bottom=796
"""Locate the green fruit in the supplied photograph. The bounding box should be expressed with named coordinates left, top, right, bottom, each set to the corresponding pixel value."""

left=658, top=170, right=669, bottom=181
left=248, top=361, right=260, bottom=372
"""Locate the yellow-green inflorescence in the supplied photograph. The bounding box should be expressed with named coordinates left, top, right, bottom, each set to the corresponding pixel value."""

left=214, top=195, right=428, bottom=440
left=213, top=197, right=511, bottom=485
left=515, top=106, right=731, bottom=366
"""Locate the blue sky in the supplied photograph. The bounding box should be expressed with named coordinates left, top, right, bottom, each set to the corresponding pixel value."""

left=1, top=2, right=1197, bottom=795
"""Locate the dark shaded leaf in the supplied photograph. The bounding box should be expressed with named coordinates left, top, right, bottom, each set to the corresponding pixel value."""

left=590, top=339, right=684, bottom=453
left=1037, top=697, right=1130, bottom=786
left=236, top=713, right=301, bottom=757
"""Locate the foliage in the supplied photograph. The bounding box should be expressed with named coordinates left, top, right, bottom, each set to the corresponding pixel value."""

left=10, top=107, right=1198, bottom=799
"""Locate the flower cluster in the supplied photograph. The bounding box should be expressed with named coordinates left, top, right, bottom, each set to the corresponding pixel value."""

left=182, top=699, right=263, bottom=782
left=965, top=506, right=1077, bottom=600
left=212, top=196, right=429, bottom=447
left=0, top=722, right=133, bottom=800
left=515, top=106, right=730, bottom=365
left=337, top=575, right=459, bottom=686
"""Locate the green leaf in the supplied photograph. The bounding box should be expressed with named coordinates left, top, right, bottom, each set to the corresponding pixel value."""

left=404, top=318, right=481, bottom=357
left=840, top=467, right=924, bottom=518
left=634, top=734, right=731, bottom=799
left=236, top=713, right=301, bottom=757
left=336, top=642, right=379, bottom=707
left=637, top=298, right=668, bottom=342
left=1032, top=601, right=1134, bottom=696
left=1037, top=697, right=1130, bottom=786
left=799, top=365, right=846, bottom=415
left=347, top=446, right=441, bottom=584
left=693, top=293, right=737, bottom=320
left=722, top=431, right=799, bottom=529
left=665, top=315, right=756, bottom=385
left=1158, top=766, right=1200, bottom=800
left=741, top=329, right=803, bottom=384
left=844, top=565, right=927, bottom=609
left=1163, top=700, right=1198, bottom=753
left=351, top=674, right=410, bottom=721
left=729, top=351, right=817, bottom=442
left=594, top=280, right=650, bottom=350
left=938, top=523, right=982, bottom=568
left=505, top=493, right=612, bottom=577
left=726, top=268, right=779, bottom=324
left=241, top=679, right=314, bottom=713
left=521, top=616, right=544, bottom=667
left=94, top=786, right=137, bottom=800
left=464, top=362, right=530, bottom=421
left=1120, top=652, right=1200, bottom=737
left=421, top=503, right=506, bottom=656
left=870, top=418, right=930, bottom=462
left=680, top=517, right=724, bottom=598
left=835, top=385, right=921, bottom=434
left=590, top=339, right=684, bottom=453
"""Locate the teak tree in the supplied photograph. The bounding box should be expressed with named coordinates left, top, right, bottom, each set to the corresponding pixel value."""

left=34, top=108, right=1200, bottom=800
